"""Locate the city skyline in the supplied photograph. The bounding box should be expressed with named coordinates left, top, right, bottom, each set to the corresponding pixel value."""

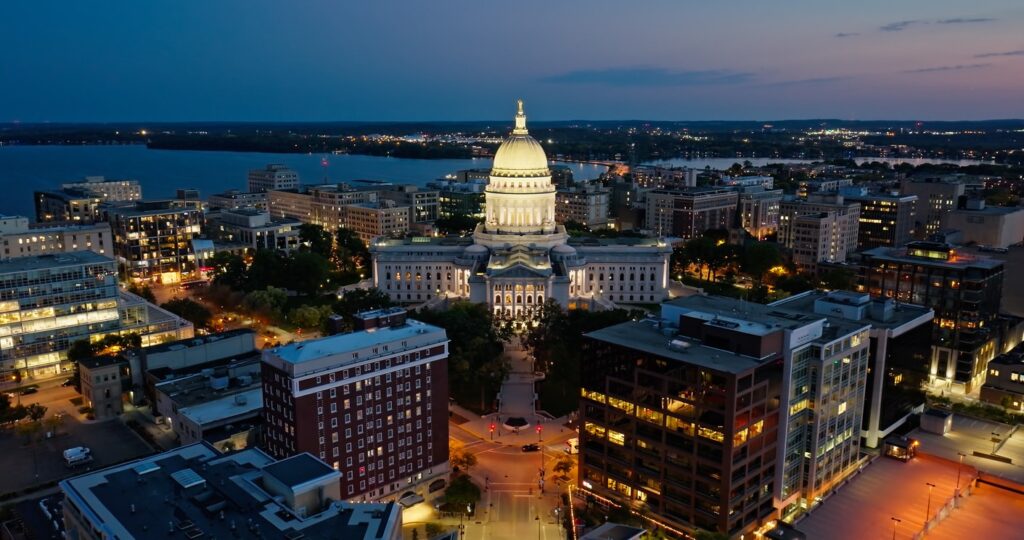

left=3, top=0, right=1024, bottom=122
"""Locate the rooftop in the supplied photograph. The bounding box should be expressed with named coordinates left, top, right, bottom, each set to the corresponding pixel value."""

left=771, top=290, right=933, bottom=331
left=0, top=250, right=114, bottom=273
left=143, top=329, right=255, bottom=355
left=262, top=453, right=337, bottom=489
left=862, top=243, right=1003, bottom=270
left=663, top=295, right=822, bottom=333
left=580, top=522, right=647, bottom=540
left=178, top=388, right=262, bottom=427
left=269, top=319, right=446, bottom=365
left=59, top=443, right=400, bottom=540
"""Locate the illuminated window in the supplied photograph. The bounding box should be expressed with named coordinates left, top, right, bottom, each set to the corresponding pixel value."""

left=608, top=430, right=626, bottom=446
left=697, top=426, right=724, bottom=443
left=838, top=401, right=847, bottom=415
left=607, top=397, right=635, bottom=415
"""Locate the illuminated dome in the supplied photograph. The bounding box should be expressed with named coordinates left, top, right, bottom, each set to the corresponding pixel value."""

left=491, top=100, right=550, bottom=177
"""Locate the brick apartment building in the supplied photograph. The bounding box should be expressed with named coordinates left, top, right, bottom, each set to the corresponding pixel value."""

left=260, top=308, right=450, bottom=502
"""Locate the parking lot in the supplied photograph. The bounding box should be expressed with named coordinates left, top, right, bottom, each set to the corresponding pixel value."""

left=909, top=414, right=1024, bottom=483
left=0, top=409, right=154, bottom=496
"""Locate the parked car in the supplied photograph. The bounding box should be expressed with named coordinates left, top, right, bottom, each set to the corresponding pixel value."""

left=20, top=386, right=39, bottom=395
left=63, top=447, right=93, bottom=467
left=521, top=443, right=540, bottom=452
left=62, top=378, right=76, bottom=387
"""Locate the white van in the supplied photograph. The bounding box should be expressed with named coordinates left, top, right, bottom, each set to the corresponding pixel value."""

left=565, top=438, right=579, bottom=455
left=64, top=446, right=93, bottom=467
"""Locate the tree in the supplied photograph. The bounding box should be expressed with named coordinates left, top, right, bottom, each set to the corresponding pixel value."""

left=821, top=267, right=855, bottom=291
left=247, top=250, right=288, bottom=291
left=553, top=455, right=574, bottom=478
left=331, top=289, right=394, bottom=332
left=208, top=251, right=248, bottom=290
left=67, top=339, right=95, bottom=362
left=160, top=298, right=213, bottom=328
left=288, top=305, right=328, bottom=329
left=299, top=223, right=334, bottom=259
left=127, top=283, right=157, bottom=303
left=288, top=251, right=332, bottom=297
left=444, top=475, right=482, bottom=509
left=335, top=227, right=371, bottom=273
left=449, top=442, right=478, bottom=473
left=243, top=287, right=288, bottom=316
left=44, top=414, right=65, bottom=436
left=434, top=216, right=482, bottom=236
left=740, top=242, right=782, bottom=288
left=26, top=403, right=47, bottom=422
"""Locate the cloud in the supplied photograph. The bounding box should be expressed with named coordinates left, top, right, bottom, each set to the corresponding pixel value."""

left=835, top=32, right=859, bottom=38
left=903, top=63, right=991, bottom=74
left=937, top=17, right=995, bottom=24
left=975, top=49, right=1024, bottom=58
left=759, top=76, right=850, bottom=87
left=880, top=20, right=921, bottom=32
left=538, top=67, right=754, bottom=87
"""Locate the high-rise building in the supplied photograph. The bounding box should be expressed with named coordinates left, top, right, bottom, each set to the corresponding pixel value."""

left=779, top=194, right=860, bottom=270
left=796, top=178, right=852, bottom=200
left=60, top=442, right=403, bottom=540
left=840, top=189, right=917, bottom=249
left=579, top=295, right=874, bottom=536
left=61, top=176, right=143, bottom=202
left=942, top=200, right=1024, bottom=249
left=0, top=215, right=112, bottom=260
left=771, top=291, right=933, bottom=449
left=34, top=188, right=105, bottom=223
left=377, top=185, right=440, bottom=224
left=106, top=200, right=203, bottom=283
left=857, top=241, right=1004, bottom=393
left=900, top=177, right=965, bottom=239
left=0, top=252, right=193, bottom=381
left=645, top=187, right=739, bottom=238
left=556, top=182, right=611, bottom=229
left=248, top=164, right=300, bottom=193
left=737, top=186, right=782, bottom=240
left=260, top=308, right=450, bottom=502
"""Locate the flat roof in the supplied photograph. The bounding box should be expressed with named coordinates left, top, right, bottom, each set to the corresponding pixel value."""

left=0, top=250, right=114, bottom=273
left=144, top=329, right=255, bottom=354
left=581, top=522, right=647, bottom=540
left=771, top=290, right=933, bottom=331
left=262, top=453, right=338, bottom=489
left=270, top=320, right=445, bottom=365
left=586, top=320, right=768, bottom=374
left=178, top=388, right=262, bottom=427
left=664, top=295, right=822, bottom=332
left=862, top=245, right=1004, bottom=270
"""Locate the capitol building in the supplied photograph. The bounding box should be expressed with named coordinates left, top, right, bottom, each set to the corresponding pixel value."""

left=370, top=101, right=671, bottom=318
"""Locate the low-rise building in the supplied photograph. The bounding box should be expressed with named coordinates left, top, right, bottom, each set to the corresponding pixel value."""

left=207, top=189, right=268, bottom=211
left=981, top=345, right=1024, bottom=411
left=720, top=175, right=774, bottom=189
left=155, top=370, right=262, bottom=449
left=60, top=442, right=403, bottom=540
left=0, top=215, right=112, bottom=260
left=796, top=178, right=853, bottom=199
left=207, top=208, right=301, bottom=254
left=79, top=356, right=129, bottom=421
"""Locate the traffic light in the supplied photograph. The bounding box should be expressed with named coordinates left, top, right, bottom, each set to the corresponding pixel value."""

left=537, top=425, right=542, bottom=433
left=489, top=423, right=495, bottom=432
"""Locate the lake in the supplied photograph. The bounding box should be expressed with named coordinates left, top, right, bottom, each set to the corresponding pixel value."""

left=0, top=145, right=609, bottom=218
left=642, top=156, right=999, bottom=169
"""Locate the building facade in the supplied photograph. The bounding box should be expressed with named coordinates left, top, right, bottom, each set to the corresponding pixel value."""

left=207, top=208, right=301, bottom=253
left=371, top=102, right=671, bottom=315
left=942, top=201, right=1024, bottom=249
left=61, top=176, right=142, bottom=202
left=857, top=242, right=1004, bottom=394
left=34, top=189, right=104, bottom=223
left=249, top=164, right=300, bottom=193
left=645, top=188, right=738, bottom=238
left=260, top=309, right=450, bottom=503
left=779, top=195, right=860, bottom=270
left=900, top=177, right=965, bottom=240
left=737, top=186, right=782, bottom=240
left=378, top=185, right=440, bottom=224
left=207, top=189, right=269, bottom=211
left=841, top=190, right=918, bottom=249
left=107, top=200, right=203, bottom=283
left=0, top=215, right=112, bottom=260
left=556, top=183, right=611, bottom=229
left=342, top=202, right=411, bottom=243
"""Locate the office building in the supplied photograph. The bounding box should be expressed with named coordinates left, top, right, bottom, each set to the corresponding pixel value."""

left=858, top=242, right=1004, bottom=393
left=0, top=252, right=193, bottom=381
left=900, top=177, right=965, bottom=239
left=840, top=189, right=917, bottom=249
left=372, top=103, right=670, bottom=314
left=34, top=188, right=105, bottom=223
left=207, top=189, right=269, bottom=211
left=0, top=215, right=112, bottom=260
left=796, top=178, right=853, bottom=199
left=107, top=200, right=203, bottom=283
left=342, top=201, right=410, bottom=243
left=260, top=308, right=450, bottom=502
left=268, top=184, right=381, bottom=235
left=720, top=176, right=774, bottom=190
left=249, top=164, right=300, bottom=193
left=779, top=195, right=860, bottom=271
left=378, top=185, right=440, bottom=224
left=61, top=176, right=142, bottom=202
left=556, top=183, right=611, bottom=229
left=981, top=344, right=1024, bottom=411
left=207, top=208, right=301, bottom=254
left=579, top=295, right=873, bottom=536
left=771, top=291, right=933, bottom=449
left=737, top=186, right=782, bottom=240
left=428, top=179, right=487, bottom=220
left=645, top=187, right=738, bottom=238
left=942, top=200, right=1024, bottom=249
left=631, top=166, right=696, bottom=189
left=60, top=442, right=403, bottom=540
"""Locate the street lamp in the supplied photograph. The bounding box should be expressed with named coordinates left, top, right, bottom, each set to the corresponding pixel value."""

left=891, top=517, right=901, bottom=540
left=925, top=483, right=936, bottom=524
left=956, top=452, right=966, bottom=494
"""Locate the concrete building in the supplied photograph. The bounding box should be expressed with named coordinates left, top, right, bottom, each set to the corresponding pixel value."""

left=342, top=201, right=410, bottom=243
left=34, top=188, right=104, bottom=223
left=981, top=344, right=1024, bottom=411
left=260, top=308, right=450, bottom=503
left=372, top=103, right=671, bottom=314
left=840, top=189, right=917, bottom=249
left=428, top=179, right=487, bottom=219
left=248, top=164, right=300, bottom=193
left=207, top=189, right=269, bottom=211
left=720, top=175, right=774, bottom=190
left=155, top=369, right=262, bottom=449
left=796, top=178, right=853, bottom=199
left=579, top=295, right=873, bottom=536
left=268, top=184, right=383, bottom=237
left=377, top=185, right=440, bottom=224
left=737, top=186, right=782, bottom=240
left=61, top=176, right=142, bottom=202
left=556, top=182, right=611, bottom=229
left=778, top=195, right=860, bottom=265
left=631, top=166, right=696, bottom=188
left=0, top=252, right=193, bottom=382
left=207, top=208, right=301, bottom=254
left=771, top=291, right=934, bottom=449
left=106, top=200, right=203, bottom=284
left=943, top=200, right=1024, bottom=249
left=645, top=187, right=738, bottom=238
left=59, top=442, right=403, bottom=540
left=0, top=215, right=112, bottom=260
left=858, top=242, right=1004, bottom=394
left=79, top=356, right=129, bottom=421
left=900, top=177, right=965, bottom=239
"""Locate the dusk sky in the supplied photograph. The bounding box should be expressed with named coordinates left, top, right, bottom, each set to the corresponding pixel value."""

left=3, top=0, right=1023, bottom=122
